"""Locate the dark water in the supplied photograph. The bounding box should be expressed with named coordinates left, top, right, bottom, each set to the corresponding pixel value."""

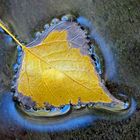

left=0, top=0, right=140, bottom=139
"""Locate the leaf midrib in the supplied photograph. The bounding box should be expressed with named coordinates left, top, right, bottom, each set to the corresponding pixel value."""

left=24, top=46, right=94, bottom=91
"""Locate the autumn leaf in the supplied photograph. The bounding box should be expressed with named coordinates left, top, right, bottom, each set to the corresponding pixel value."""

left=0, top=19, right=127, bottom=112
left=15, top=21, right=116, bottom=107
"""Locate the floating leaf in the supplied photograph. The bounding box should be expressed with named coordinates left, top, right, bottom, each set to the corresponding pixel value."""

left=17, top=21, right=114, bottom=107
left=0, top=20, right=126, bottom=111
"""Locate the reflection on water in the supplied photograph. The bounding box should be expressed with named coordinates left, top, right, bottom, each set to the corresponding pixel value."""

left=0, top=16, right=137, bottom=134
left=0, top=92, right=136, bottom=133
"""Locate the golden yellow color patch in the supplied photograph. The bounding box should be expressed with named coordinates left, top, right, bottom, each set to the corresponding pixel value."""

left=17, top=31, right=112, bottom=107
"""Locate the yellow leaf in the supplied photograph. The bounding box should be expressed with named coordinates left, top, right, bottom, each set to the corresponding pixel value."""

left=17, top=21, right=114, bottom=107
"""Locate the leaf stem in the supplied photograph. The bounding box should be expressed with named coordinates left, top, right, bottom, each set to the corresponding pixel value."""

left=0, top=20, right=26, bottom=49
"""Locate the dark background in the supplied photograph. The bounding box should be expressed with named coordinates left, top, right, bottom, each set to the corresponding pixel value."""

left=0, top=0, right=140, bottom=139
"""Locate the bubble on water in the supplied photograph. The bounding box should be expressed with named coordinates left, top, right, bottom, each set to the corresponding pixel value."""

left=13, top=63, right=19, bottom=73
left=51, top=18, right=60, bottom=25
left=61, top=14, right=74, bottom=21
left=17, top=57, right=22, bottom=65
left=17, top=45, right=22, bottom=52
left=35, top=32, right=41, bottom=38
left=60, top=105, right=71, bottom=113
left=44, top=24, right=50, bottom=30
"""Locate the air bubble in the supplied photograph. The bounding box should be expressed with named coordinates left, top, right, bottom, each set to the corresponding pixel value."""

left=51, top=18, right=60, bottom=25
left=35, top=32, right=41, bottom=38
left=44, top=24, right=50, bottom=30
left=17, top=45, right=22, bottom=52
